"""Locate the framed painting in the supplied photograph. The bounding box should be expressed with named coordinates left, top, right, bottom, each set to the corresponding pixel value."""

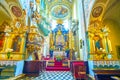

left=12, top=36, right=22, bottom=52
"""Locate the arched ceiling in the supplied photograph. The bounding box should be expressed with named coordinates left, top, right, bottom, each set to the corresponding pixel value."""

left=102, top=0, right=120, bottom=26
left=89, top=0, right=120, bottom=26
left=0, top=0, right=12, bottom=25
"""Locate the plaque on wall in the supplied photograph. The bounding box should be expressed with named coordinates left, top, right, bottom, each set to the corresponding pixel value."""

left=92, top=6, right=103, bottom=17
left=11, top=6, right=22, bottom=17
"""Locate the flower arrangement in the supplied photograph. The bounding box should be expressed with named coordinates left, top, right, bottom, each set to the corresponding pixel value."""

left=56, top=55, right=62, bottom=61
left=5, top=48, right=13, bottom=59
left=49, top=47, right=54, bottom=58
left=49, top=46, right=54, bottom=51
left=65, top=47, right=69, bottom=51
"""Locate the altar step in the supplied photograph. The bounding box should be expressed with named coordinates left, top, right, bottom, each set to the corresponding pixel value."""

left=46, top=67, right=70, bottom=71
left=47, top=65, right=66, bottom=67
left=46, top=60, right=70, bottom=71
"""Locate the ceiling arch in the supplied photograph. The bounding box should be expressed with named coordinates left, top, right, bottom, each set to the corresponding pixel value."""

left=0, top=0, right=23, bottom=25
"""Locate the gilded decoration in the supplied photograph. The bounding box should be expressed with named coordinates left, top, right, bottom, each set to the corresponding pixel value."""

left=0, top=22, right=10, bottom=52
left=57, top=19, right=63, bottom=24
left=26, top=25, right=43, bottom=60
left=88, top=21, right=112, bottom=60
left=0, top=18, right=27, bottom=60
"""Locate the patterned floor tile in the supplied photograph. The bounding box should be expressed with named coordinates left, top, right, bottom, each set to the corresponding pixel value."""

left=34, top=71, right=75, bottom=80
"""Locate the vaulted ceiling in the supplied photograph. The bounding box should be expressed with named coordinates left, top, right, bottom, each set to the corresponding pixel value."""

left=90, top=0, right=120, bottom=25
left=0, top=0, right=23, bottom=25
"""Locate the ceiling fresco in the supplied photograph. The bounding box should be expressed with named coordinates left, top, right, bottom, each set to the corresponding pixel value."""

left=51, top=5, right=69, bottom=19
left=46, top=0, right=73, bottom=20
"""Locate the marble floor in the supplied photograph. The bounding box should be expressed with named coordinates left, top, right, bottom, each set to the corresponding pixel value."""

left=34, top=71, right=75, bottom=80
left=19, top=71, right=75, bottom=80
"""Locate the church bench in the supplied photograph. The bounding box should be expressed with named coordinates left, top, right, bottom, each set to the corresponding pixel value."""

left=71, top=61, right=88, bottom=80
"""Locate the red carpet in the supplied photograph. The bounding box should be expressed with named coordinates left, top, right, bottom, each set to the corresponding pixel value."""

left=46, top=60, right=70, bottom=71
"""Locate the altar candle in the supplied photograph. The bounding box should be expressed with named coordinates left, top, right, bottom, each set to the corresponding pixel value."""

left=108, top=39, right=112, bottom=52
left=93, top=40, right=95, bottom=52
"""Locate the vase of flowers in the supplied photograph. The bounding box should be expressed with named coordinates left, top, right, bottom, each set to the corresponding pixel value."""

left=65, top=48, right=69, bottom=58
left=56, top=55, right=62, bottom=62
left=49, top=47, right=54, bottom=58
left=6, top=48, right=13, bottom=59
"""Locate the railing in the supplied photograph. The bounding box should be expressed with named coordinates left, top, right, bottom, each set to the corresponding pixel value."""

left=0, top=53, right=26, bottom=60
left=93, top=60, right=120, bottom=69
left=0, top=61, right=18, bottom=66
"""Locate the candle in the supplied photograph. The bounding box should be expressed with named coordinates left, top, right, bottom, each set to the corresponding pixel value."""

left=108, top=39, right=112, bottom=52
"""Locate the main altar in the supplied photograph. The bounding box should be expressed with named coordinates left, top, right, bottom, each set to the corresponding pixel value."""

left=49, top=20, right=70, bottom=58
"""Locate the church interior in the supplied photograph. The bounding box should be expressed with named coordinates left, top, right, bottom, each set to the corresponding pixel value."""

left=0, top=0, right=120, bottom=80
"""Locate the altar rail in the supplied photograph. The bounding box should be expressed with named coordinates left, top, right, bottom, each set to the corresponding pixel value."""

left=0, top=60, right=24, bottom=79
left=0, top=61, right=17, bottom=66
left=0, top=52, right=26, bottom=60
left=93, top=60, right=120, bottom=69
left=92, top=60, right=120, bottom=80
